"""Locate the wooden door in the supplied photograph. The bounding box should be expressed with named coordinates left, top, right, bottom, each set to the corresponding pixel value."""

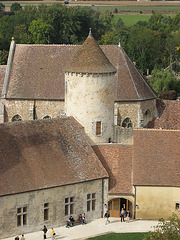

left=108, top=199, right=120, bottom=217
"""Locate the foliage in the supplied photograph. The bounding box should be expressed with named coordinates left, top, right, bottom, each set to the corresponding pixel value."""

left=126, top=26, right=164, bottom=72
left=148, top=68, right=180, bottom=94
left=88, top=232, right=149, bottom=240
left=143, top=214, right=180, bottom=240
left=10, top=3, right=22, bottom=13
left=29, top=18, right=52, bottom=44
left=0, top=3, right=5, bottom=13
left=0, top=50, right=8, bottom=65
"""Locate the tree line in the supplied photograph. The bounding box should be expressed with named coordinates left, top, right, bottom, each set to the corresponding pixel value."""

left=0, top=3, right=179, bottom=95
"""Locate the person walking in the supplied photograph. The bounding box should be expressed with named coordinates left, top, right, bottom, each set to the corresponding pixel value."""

left=104, top=210, right=110, bottom=225
left=42, top=225, right=48, bottom=239
left=51, top=228, right=55, bottom=240
left=120, top=208, right=126, bottom=222
left=15, top=236, right=19, bottom=240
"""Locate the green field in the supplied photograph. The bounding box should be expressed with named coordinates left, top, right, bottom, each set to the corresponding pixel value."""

left=93, top=5, right=180, bottom=14
left=113, top=14, right=151, bottom=26
left=87, top=232, right=149, bottom=240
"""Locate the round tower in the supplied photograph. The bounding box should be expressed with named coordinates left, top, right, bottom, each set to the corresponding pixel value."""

left=64, top=30, right=116, bottom=144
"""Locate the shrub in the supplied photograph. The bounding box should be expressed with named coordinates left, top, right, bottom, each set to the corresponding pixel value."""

left=144, top=214, right=180, bottom=240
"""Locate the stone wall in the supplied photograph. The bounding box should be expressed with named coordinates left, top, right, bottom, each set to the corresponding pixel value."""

left=65, top=72, right=115, bottom=145
left=4, top=99, right=64, bottom=122
left=35, top=100, right=64, bottom=119
left=135, top=186, right=180, bottom=219
left=115, top=99, right=157, bottom=128
left=0, top=178, right=108, bottom=239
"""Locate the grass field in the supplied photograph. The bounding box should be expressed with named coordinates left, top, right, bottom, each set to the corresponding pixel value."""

left=87, top=232, right=149, bottom=240
left=92, top=4, right=180, bottom=13
left=113, top=14, right=151, bottom=26
left=3, top=1, right=180, bottom=16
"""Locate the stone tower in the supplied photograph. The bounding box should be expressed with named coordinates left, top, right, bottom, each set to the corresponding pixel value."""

left=64, top=30, right=116, bottom=145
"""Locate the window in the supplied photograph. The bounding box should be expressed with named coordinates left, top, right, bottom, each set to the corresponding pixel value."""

left=122, top=118, right=132, bottom=128
left=87, top=193, right=96, bottom=212
left=12, top=114, right=22, bottom=122
left=65, top=197, right=74, bottom=216
left=17, top=206, right=27, bottom=227
left=44, top=203, right=49, bottom=221
left=96, top=121, right=101, bottom=136
left=175, top=203, right=179, bottom=210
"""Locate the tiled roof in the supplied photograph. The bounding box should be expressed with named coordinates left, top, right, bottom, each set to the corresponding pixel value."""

left=0, top=65, right=6, bottom=97
left=0, top=117, right=108, bottom=196
left=93, top=145, right=133, bottom=195
left=6, top=43, right=157, bottom=101
left=133, top=129, right=180, bottom=187
left=65, top=35, right=116, bottom=74
left=146, top=99, right=180, bottom=130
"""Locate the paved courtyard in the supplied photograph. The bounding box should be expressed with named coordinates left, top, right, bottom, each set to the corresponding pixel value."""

left=5, top=218, right=158, bottom=240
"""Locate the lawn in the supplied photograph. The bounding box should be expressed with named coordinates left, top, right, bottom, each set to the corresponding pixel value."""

left=87, top=232, right=149, bottom=240
left=113, top=14, right=151, bottom=26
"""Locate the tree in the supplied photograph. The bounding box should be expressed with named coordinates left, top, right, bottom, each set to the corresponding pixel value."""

left=143, top=214, right=180, bottom=240
left=10, top=3, right=22, bottom=13
left=28, top=18, right=52, bottom=44
left=148, top=68, right=180, bottom=95
left=0, top=3, right=5, bottom=13
left=0, top=50, right=8, bottom=65
left=127, top=26, right=164, bottom=73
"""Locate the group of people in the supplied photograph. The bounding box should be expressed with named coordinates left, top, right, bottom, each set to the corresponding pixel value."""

left=66, top=213, right=87, bottom=227
left=104, top=208, right=130, bottom=225
left=42, top=225, right=56, bottom=239
left=14, top=235, right=25, bottom=240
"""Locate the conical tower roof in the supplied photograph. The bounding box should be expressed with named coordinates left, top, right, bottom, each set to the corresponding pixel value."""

left=65, top=29, right=116, bottom=74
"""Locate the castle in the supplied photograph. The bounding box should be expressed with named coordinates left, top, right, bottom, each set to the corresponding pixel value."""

left=0, top=30, right=179, bottom=239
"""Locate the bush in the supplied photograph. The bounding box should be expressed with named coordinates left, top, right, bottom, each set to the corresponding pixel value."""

left=144, top=214, right=180, bottom=240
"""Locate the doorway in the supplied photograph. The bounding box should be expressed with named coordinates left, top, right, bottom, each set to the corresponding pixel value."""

left=108, top=198, right=133, bottom=218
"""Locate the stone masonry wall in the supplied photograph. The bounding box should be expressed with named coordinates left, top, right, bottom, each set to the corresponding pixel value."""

left=4, top=100, right=64, bottom=122
left=115, top=99, right=157, bottom=128
left=0, top=178, right=108, bottom=239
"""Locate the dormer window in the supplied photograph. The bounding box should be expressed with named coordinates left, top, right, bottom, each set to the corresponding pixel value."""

left=96, top=121, right=102, bottom=136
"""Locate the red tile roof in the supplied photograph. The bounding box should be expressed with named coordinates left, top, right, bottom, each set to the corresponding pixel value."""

left=0, top=117, right=108, bottom=196
left=133, top=129, right=180, bottom=187
left=146, top=99, right=180, bottom=130
left=5, top=43, right=156, bottom=101
left=93, top=145, right=133, bottom=195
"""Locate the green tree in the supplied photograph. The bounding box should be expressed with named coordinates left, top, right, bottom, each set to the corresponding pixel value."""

left=0, top=3, right=5, bottom=13
left=13, top=25, right=30, bottom=44
left=144, top=214, right=180, bottom=240
left=10, top=3, right=22, bottom=13
left=0, top=3, right=5, bottom=18
left=0, top=49, right=8, bottom=65
left=28, top=18, right=52, bottom=44
left=127, top=26, right=164, bottom=72
left=148, top=68, right=180, bottom=94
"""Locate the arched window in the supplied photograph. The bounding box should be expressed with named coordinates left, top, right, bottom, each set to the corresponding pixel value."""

left=43, top=115, right=51, bottom=119
left=12, top=114, right=22, bottom=122
left=122, top=118, right=132, bottom=128
left=144, top=109, right=151, bottom=117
